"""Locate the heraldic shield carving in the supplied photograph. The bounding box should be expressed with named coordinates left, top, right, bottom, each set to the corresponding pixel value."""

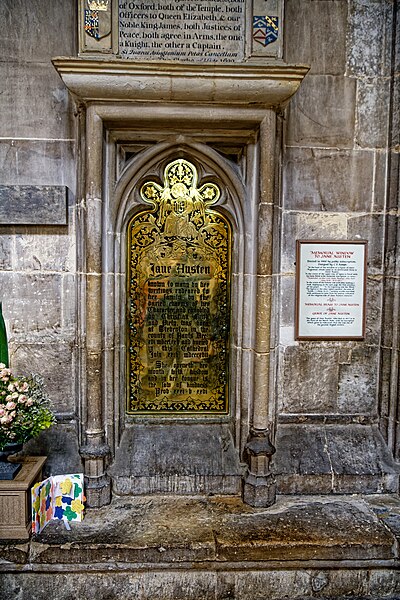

left=84, top=0, right=111, bottom=40
left=127, top=159, right=231, bottom=415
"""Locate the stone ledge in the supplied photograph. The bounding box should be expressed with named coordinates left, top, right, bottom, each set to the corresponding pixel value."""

left=1, top=494, right=399, bottom=568
left=1, top=494, right=400, bottom=600
left=52, top=58, right=309, bottom=108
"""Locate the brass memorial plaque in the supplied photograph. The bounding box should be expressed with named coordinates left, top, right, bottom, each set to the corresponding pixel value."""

left=127, top=159, right=231, bottom=415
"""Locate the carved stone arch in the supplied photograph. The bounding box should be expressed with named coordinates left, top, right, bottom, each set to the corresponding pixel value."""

left=114, top=140, right=246, bottom=235
left=106, top=141, right=252, bottom=495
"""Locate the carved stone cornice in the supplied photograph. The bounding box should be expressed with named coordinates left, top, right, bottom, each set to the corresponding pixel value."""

left=52, top=58, right=309, bottom=108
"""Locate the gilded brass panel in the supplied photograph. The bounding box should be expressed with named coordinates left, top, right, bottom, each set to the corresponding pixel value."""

left=127, top=159, right=231, bottom=415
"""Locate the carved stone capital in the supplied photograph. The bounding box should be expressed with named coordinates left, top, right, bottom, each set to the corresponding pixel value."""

left=79, top=443, right=111, bottom=459
left=245, top=428, right=276, bottom=458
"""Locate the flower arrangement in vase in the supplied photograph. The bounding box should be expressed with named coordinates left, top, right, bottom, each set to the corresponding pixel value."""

left=0, top=363, right=56, bottom=449
left=0, top=364, right=56, bottom=479
left=0, top=302, right=56, bottom=478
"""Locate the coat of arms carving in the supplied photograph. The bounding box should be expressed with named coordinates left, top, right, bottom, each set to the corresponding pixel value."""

left=84, top=0, right=111, bottom=40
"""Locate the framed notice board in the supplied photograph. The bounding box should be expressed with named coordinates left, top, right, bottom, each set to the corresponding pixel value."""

left=295, top=240, right=368, bottom=340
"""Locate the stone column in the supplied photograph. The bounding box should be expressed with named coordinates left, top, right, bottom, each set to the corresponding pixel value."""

left=79, top=105, right=111, bottom=507
left=243, top=111, right=277, bottom=507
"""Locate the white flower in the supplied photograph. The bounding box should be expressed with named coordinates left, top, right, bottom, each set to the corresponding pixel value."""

left=7, top=383, right=15, bottom=392
left=11, top=392, right=18, bottom=399
left=16, top=382, right=29, bottom=393
left=0, top=368, right=11, bottom=379
left=18, top=395, right=27, bottom=404
left=0, top=363, right=5, bottom=369
left=5, top=401, right=16, bottom=410
left=26, top=398, right=34, bottom=407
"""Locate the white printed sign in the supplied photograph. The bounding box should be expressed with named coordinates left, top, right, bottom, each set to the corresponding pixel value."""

left=295, top=241, right=367, bottom=339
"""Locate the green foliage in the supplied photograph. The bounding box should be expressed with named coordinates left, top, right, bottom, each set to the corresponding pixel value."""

left=0, top=366, right=56, bottom=451
left=0, top=304, right=9, bottom=368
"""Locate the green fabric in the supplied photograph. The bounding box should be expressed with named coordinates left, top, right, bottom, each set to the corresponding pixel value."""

left=0, top=303, right=9, bottom=367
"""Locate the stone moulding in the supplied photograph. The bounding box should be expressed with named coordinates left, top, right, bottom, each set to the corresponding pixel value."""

left=52, top=58, right=309, bottom=107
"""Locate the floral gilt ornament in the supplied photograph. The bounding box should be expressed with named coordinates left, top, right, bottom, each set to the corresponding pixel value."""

left=32, top=474, right=85, bottom=533
left=128, top=159, right=231, bottom=414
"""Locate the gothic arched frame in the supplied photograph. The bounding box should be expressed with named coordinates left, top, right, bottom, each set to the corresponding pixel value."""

left=109, top=141, right=247, bottom=446
left=55, top=58, right=309, bottom=505
left=75, top=105, right=282, bottom=506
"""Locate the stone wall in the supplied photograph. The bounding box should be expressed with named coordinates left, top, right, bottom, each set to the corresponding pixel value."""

left=0, top=0, right=398, bottom=487
left=274, top=0, right=400, bottom=492
left=0, top=0, right=81, bottom=474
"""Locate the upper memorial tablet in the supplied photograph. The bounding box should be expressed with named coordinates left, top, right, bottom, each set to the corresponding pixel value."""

left=119, top=0, right=246, bottom=62
left=78, top=0, right=283, bottom=61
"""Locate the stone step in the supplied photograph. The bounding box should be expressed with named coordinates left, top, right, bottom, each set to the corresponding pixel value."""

left=1, top=494, right=400, bottom=599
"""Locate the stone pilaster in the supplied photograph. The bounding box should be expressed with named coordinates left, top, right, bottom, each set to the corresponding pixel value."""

left=79, top=106, right=112, bottom=508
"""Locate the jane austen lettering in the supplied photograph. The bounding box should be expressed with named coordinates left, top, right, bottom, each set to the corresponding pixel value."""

left=127, top=159, right=231, bottom=414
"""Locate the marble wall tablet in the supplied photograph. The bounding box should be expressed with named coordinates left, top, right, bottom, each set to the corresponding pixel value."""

left=0, top=186, right=68, bottom=226
left=78, top=0, right=284, bottom=59
left=119, top=0, right=246, bottom=62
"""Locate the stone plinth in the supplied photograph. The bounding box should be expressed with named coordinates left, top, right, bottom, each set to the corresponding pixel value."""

left=109, top=424, right=242, bottom=495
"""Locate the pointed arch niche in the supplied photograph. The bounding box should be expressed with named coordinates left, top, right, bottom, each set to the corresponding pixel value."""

left=54, top=60, right=308, bottom=507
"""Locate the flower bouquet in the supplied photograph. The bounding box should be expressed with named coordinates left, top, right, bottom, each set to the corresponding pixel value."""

left=0, top=363, right=56, bottom=478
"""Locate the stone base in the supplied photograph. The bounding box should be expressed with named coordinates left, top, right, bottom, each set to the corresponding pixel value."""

left=275, top=423, right=400, bottom=494
left=1, top=493, right=400, bottom=598
left=109, top=424, right=243, bottom=496
left=1, top=567, right=400, bottom=600
left=84, top=474, right=112, bottom=508
left=243, top=472, right=276, bottom=507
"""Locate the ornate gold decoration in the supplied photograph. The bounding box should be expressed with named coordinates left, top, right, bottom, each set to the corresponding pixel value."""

left=127, top=159, right=231, bottom=415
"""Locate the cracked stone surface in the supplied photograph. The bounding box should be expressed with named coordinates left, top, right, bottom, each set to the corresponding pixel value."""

left=1, top=494, right=400, bottom=599
left=1, top=494, right=399, bottom=566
